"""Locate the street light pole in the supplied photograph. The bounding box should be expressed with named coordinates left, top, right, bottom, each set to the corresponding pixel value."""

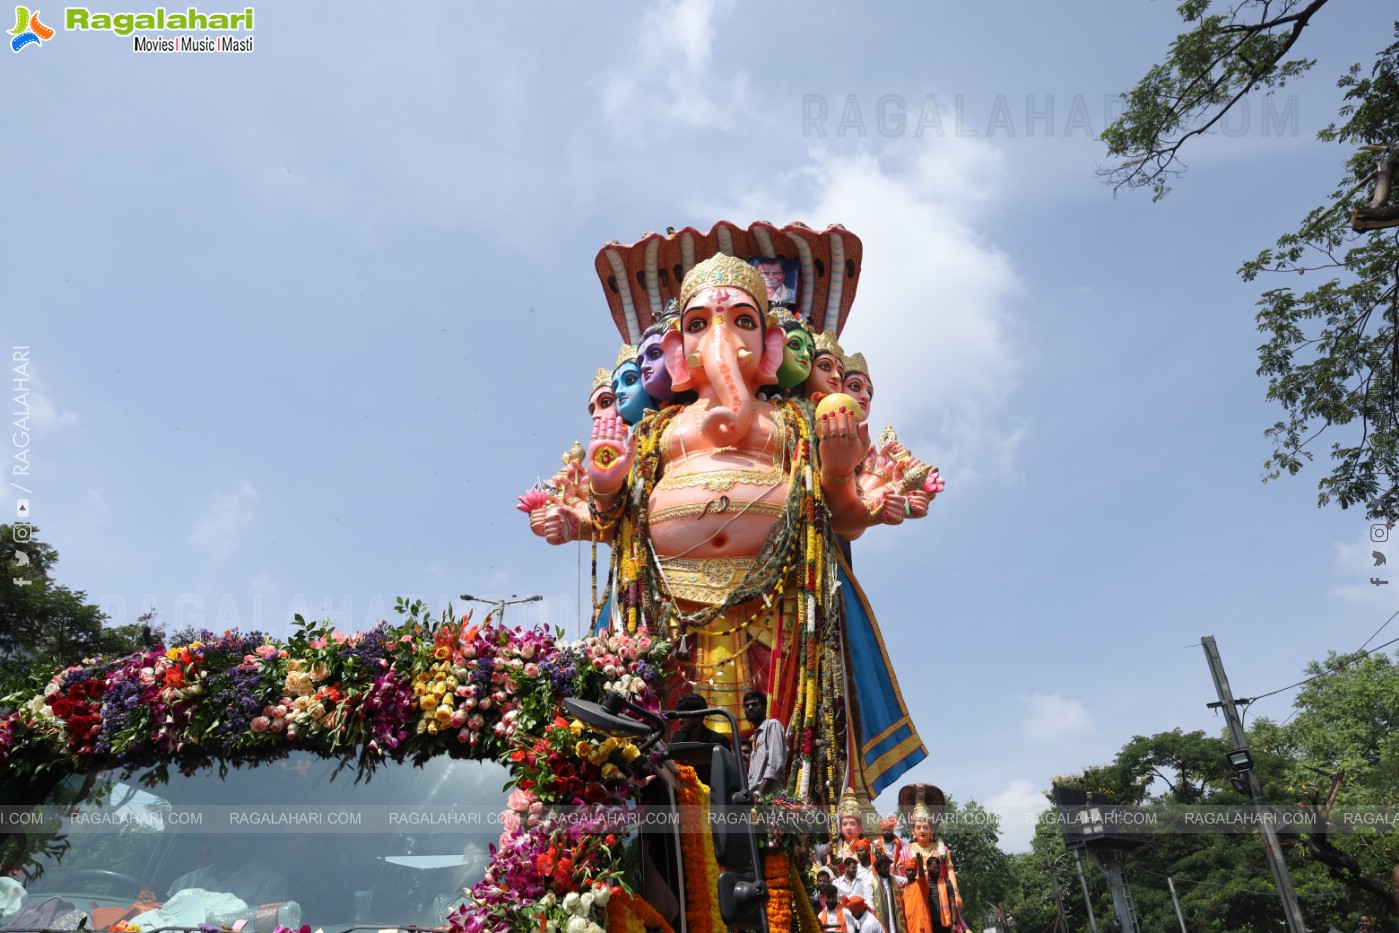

left=1200, top=635, right=1306, bottom=933
left=460, top=593, right=543, bottom=625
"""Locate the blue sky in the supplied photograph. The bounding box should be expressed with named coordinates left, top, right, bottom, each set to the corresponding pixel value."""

left=6, top=0, right=1397, bottom=851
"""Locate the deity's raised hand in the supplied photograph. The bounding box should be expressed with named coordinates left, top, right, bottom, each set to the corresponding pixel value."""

left=587, top=412, right=633, bottom=497
left=817, top=403, right=871, bottom=480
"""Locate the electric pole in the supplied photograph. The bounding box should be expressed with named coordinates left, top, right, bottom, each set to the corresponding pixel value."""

left=1200, top=635, right=1306, bottom=933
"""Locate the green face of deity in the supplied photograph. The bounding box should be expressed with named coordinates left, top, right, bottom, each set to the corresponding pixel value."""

left=775, top=328, right=815, bottom=389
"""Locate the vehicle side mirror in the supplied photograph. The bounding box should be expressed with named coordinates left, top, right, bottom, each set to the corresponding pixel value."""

left=718, top=870, right=769, bottom=932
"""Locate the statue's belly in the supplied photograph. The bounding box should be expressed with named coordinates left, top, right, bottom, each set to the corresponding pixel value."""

left=647, top=482, right=785, bottom=559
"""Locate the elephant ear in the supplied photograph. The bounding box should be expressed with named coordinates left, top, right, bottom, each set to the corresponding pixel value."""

left=662, top=328, right=695, bottom=392
left=756, top=325, right=785, bottom=385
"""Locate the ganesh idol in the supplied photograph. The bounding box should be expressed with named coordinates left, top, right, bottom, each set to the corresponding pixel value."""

left=536, top=221, right=930, bottom=807
left=840, top=351, right=944, bottom=524
left=584, top=252, right=901, bottom=805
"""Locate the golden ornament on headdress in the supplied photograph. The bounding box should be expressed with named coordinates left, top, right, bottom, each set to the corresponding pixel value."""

left=592, top=368, right=611, bottom=391
left=843, top=351, right=869, bottom=378
left=564, top=441, right=585, bottom=464
left=911, top=801, right=933, bottom=823
left=813, top=331, right=846, bottom=359
left=677, top=253, right=770, bottom=316
left=878, top=425, right=898, bottom=448
left=612, top=345, right=638, bottom=373
left=838, top=787, right=862, bottom=820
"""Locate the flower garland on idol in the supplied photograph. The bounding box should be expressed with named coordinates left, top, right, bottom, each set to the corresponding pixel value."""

left=599, top=399, right=845, bottom=802
left=0, top=602, right=677, bottom=933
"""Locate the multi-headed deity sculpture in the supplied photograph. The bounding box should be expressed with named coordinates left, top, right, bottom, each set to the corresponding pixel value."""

left=519, top=222, right=943, bottom=809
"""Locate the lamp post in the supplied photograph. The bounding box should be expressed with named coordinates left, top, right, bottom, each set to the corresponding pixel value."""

left=460, top=593, right=542, bottom=625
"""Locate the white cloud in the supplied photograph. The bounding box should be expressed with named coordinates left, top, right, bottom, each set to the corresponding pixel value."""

left=602, top=0, right=749, bottom=132
left=189, top=481, right=257, bottom=560
left=986, top=778, right=1047, bottom=852
left=27, top=392, right=79, bottom=430
left=697, top=143, right=1025, bottom=488
left=1019, top=691, right=1093, bottom=743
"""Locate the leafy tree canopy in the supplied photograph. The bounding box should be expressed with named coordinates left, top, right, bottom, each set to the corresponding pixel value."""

left=0, top=524, right=159, bottom=692
left=1103, top=2, right=1399, bottom=522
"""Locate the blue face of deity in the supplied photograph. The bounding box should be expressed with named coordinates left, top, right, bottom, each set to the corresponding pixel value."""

left=611, top=361, right=654, bottom=425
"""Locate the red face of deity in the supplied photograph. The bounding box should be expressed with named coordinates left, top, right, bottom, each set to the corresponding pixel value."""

left=843, top=372, right=872, bottom=420
left=805, top=352, right=845, bottom=398
left=588, top=385, right=616, bottom=421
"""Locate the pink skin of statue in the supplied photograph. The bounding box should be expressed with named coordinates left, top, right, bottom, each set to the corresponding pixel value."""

left=586, top=285, right=873, bottom=544
left=804, top=352, right=845, bottom=399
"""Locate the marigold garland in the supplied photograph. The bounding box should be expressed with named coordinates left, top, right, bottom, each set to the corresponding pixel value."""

left=762, top=851, right=793, bottom=933
left=605, top=889, right=676, bottom=933
left=675, top=764, right=726, bottom=933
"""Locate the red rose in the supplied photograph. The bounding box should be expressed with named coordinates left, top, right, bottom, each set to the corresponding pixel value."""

left=582, top=783, right=607, bottom=804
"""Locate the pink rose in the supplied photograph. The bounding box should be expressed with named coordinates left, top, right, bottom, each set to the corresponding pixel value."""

left=256, top=645, right=278, bottom=658
left=307, top=637, right=327, bottom=650
left=250, top=716, right=271, bottom=733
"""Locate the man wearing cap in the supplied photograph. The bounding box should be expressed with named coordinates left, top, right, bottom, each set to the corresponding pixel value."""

left=878, top=816, right=908, bottom=870
left=900, top=857, right=934, bottom=933
left=843, top=896, right=887, bottom=933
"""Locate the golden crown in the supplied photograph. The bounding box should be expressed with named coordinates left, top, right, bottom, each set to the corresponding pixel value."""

left=838, top=787, right=862, bottom=820
left=677, top=253, right=769, bottom=316
left=843, top=352, right=869, bottom=377
left=612, top=345, right=638, bottom=373
left=911, top=802, right=933, bottom=822
left=592, top=368, right=611, bottom=391
left=814, top=331, right=846, bottom=358
left=564, top=440, right=585, bottom=464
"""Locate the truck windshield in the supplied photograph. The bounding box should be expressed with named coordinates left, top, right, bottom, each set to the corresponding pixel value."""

left=3, top=751, right=510, bottom=932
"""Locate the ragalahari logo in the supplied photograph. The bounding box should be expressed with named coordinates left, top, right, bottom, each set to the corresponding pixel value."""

left=10, top=6, right=53, bottom=51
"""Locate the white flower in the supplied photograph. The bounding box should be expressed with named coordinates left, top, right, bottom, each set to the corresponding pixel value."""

left=562, top=892, right=581, bottom=914
left=566, top=916, right=589, bottom=933
left=591, top=884, right=610, bottom=907
left=579, top=892, right=595, bottom=913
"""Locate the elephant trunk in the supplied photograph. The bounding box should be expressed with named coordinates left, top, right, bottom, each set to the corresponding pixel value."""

left=699, top=322, right=752, bottom=445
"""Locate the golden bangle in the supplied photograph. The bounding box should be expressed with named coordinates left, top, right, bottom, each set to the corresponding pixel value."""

left=824, top=472, right=854, bottom=486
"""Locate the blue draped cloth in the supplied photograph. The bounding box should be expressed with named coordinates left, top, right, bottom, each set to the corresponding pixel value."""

left=837, top=553, right=927, bottom=796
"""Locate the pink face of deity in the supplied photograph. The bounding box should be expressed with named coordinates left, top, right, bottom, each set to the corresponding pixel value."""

left=843, top=372, right=873, bottom=420
left=804, top=352, right=845, bottom=398
left=588, top=385, right=616, bottom=421
left=913, top=818, right=934, bottom=844
left=681, top=286, right=766, bottom=381
left=840, top=815, right=861, bottom=842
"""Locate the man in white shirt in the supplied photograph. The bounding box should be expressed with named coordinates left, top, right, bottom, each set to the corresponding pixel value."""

left=744, top=690, right=786, bottom=795
left=833, top=856, right=874, bottom=903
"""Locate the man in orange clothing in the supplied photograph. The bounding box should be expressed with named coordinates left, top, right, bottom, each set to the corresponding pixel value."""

left=900, top=857, right=934, bottom=933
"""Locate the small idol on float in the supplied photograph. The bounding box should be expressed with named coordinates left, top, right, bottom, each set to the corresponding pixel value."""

left=842, top=350, right=942, bottom=524
left=831, top=787, right=869, bottom=864
left=900, top=782, right=963, bottom=933
left=521, top=368, right=618, bottom=544
left=610, top=345, right=655, bottom=426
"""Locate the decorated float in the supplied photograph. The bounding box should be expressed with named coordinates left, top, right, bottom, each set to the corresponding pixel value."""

left=0, top=222, right=949, bottom=933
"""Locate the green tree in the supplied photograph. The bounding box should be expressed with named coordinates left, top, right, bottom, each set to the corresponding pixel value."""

left=940, top=797, right=1014, bottom=928
left=1102, top=4, right=1399, bottom=521
left=0, top=524, right=158, bottom=691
